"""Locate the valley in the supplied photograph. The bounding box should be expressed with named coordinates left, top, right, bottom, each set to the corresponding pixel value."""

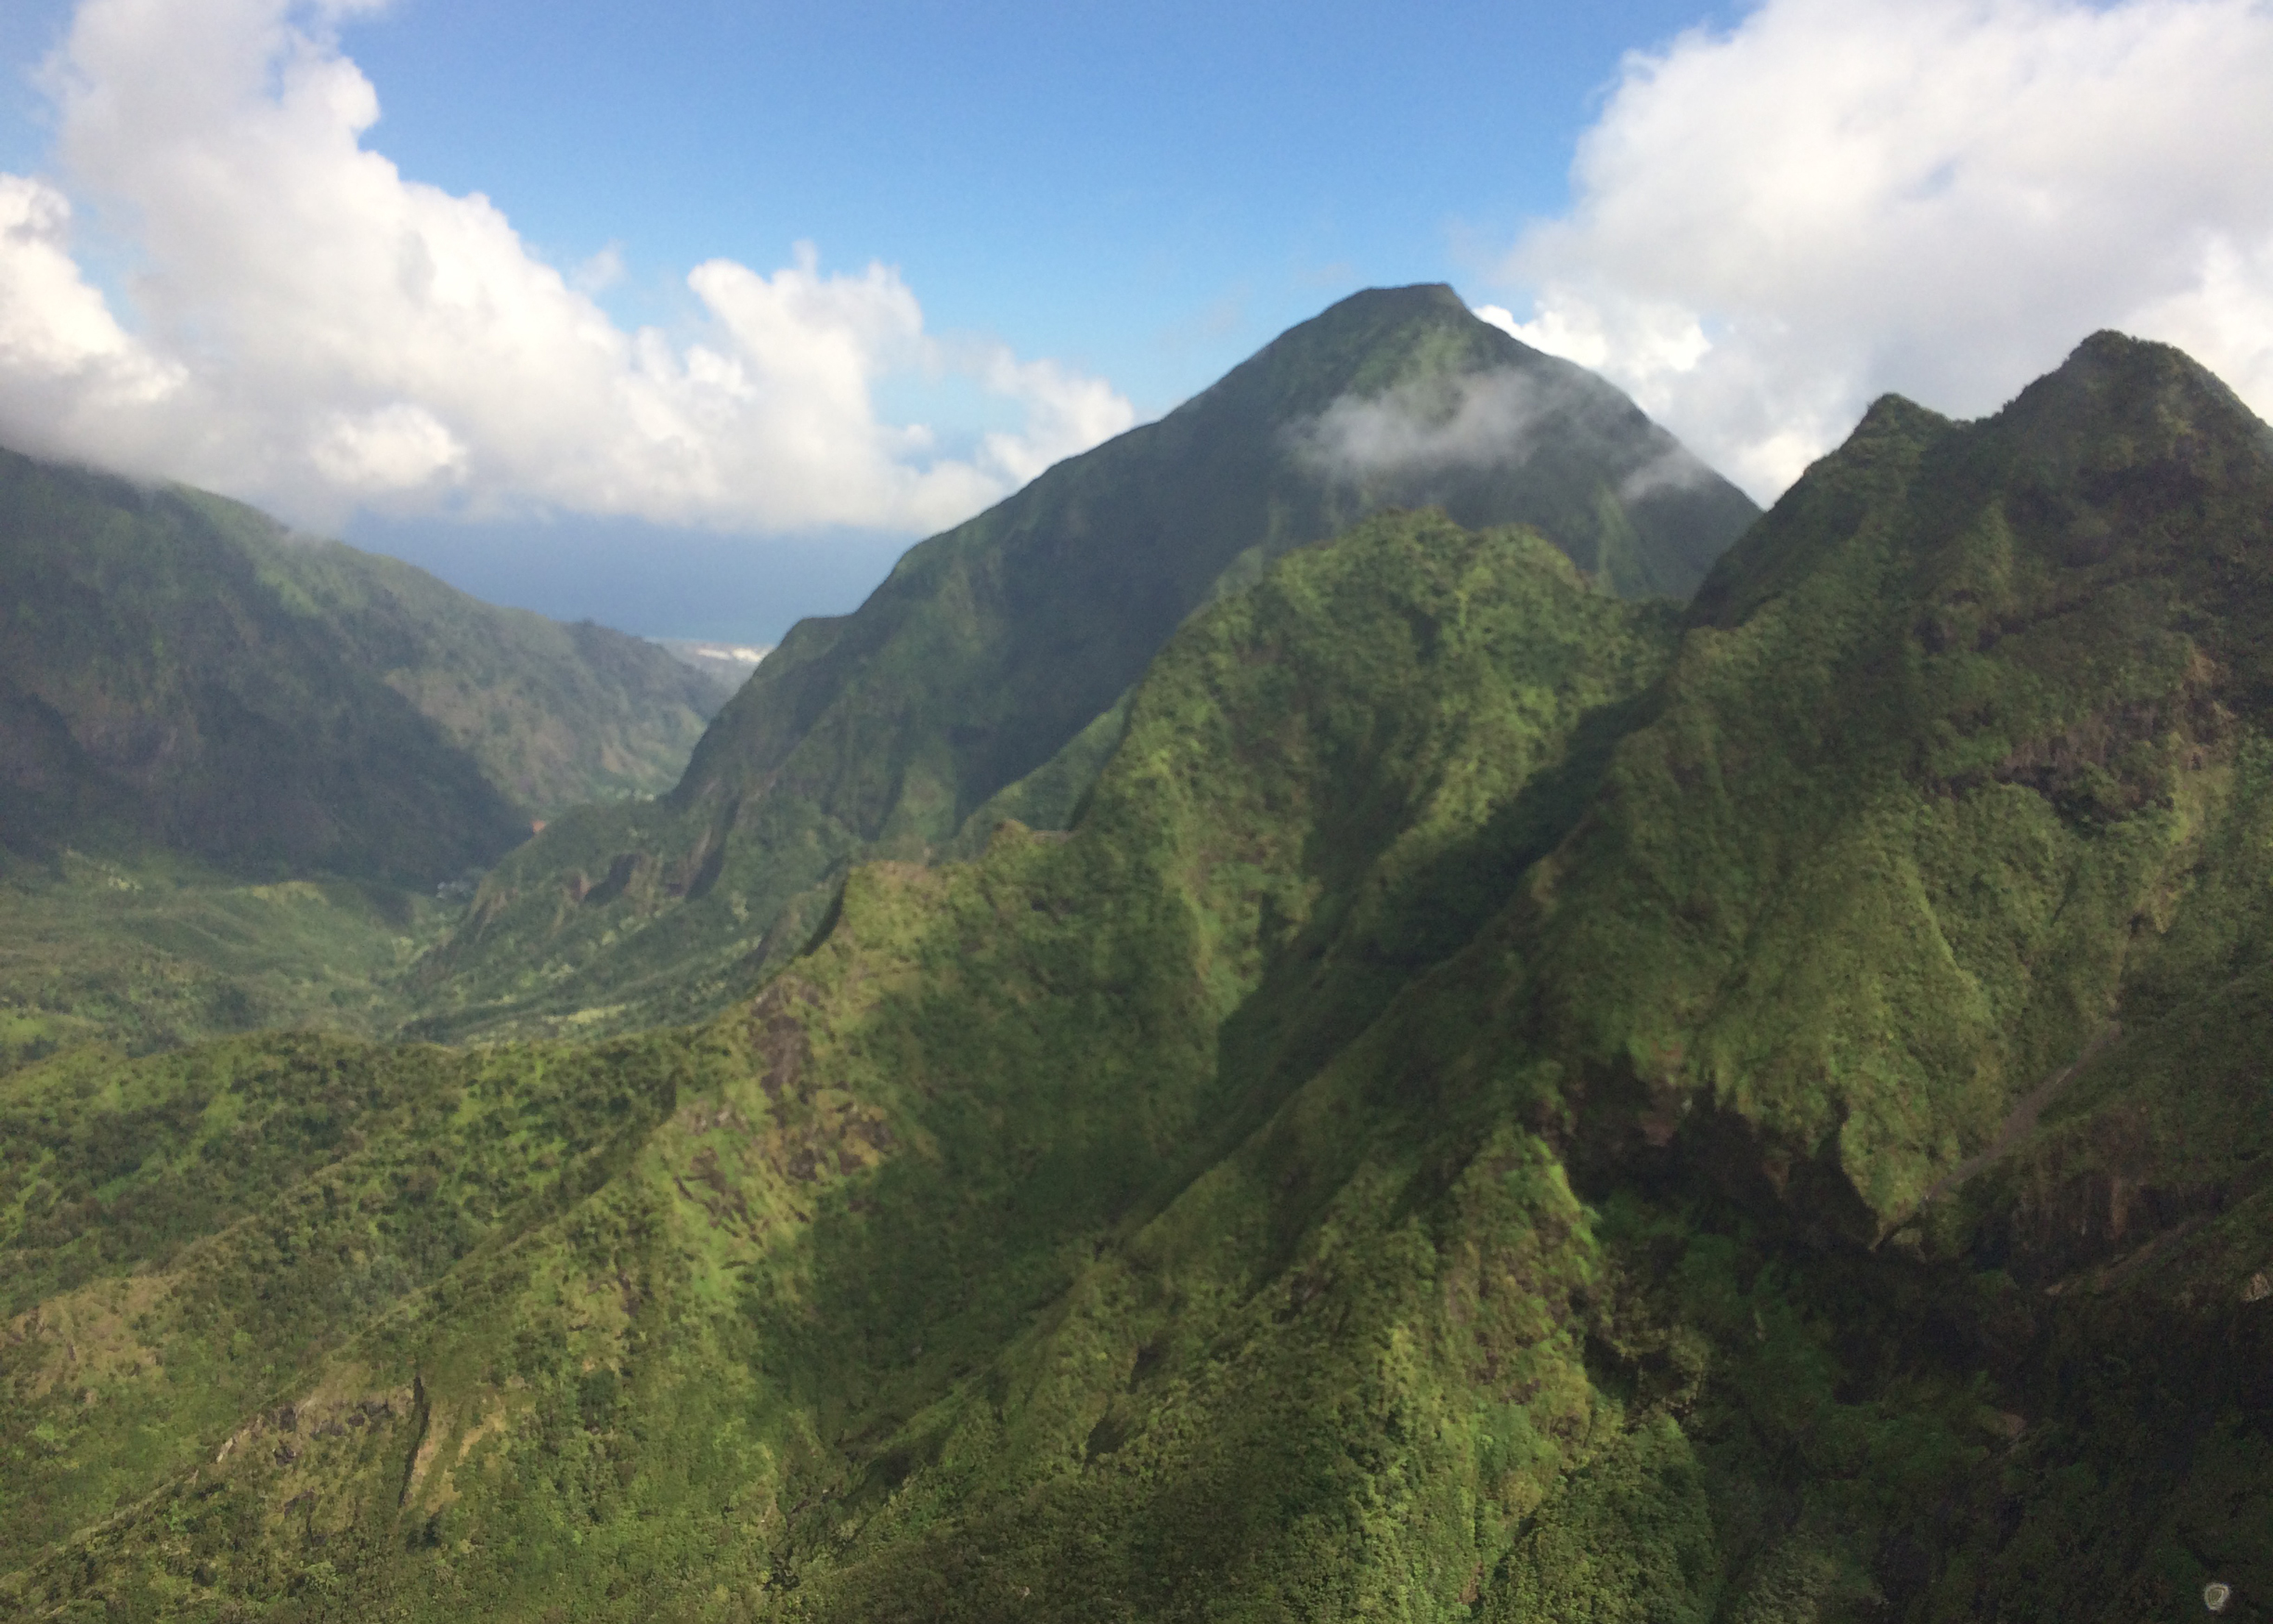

left=0, top=447, right=736, bottom=1065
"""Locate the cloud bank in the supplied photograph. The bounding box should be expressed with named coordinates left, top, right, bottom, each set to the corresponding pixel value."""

left=1480, top=0, right=2273, bottom=500
left=0, top=0, right=1134, bottom=534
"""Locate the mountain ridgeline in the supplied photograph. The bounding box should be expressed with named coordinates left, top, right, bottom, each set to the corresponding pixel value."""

left=417, top=284, right=1760, bottom=1039
left=0, top=448, right=735, bottom=1066
left=0, top=448, right=731, bottom=885
left=6, top=332, right=2272, bottom=1622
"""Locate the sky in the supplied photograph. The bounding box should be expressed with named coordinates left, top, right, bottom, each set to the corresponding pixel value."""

left=4, top=0, right=2271, bottom=640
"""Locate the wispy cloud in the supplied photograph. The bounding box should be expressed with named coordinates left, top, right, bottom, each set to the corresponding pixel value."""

left=1287, top=357, right=1724, bottom=510
left=1487, top=0, right=2273, bottom=500
left=1289, top=368, right=1584, bottom=481
left=0, top=0, right=1135, bottom=534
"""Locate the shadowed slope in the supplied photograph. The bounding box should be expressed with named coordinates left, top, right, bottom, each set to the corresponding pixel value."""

left=0, top=446, right=731, bottom=1066
left=0, top=447, right=727, bottom=883
left=417, top=284, right=1757, bottom=1041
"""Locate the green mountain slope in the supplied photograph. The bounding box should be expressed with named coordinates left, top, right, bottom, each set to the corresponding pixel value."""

left=0, top=851, right=451, bottom=1073
left=7, top=336, right=2272, bottom=1623
left=2, top=510, right=1685, bottom=1618
left=1517, top=330, right=2273, bottom=1237
left=416, top=283, right=1759, bottom=1043
left=0, top=447, right=733, bottom=1066
left=0, top=446, right=729, bottom=881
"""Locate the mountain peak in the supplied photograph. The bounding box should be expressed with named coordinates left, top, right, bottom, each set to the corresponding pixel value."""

left=1687, top=391, right=1950, bottom=627
left=1694, top=333, right=2273, bottom=630
left=2061, top=326, right=2222, bottom=384
left=1851, top=391, right=1949, bottom=440
left=1318, top=281, right=1468, bottom=317
left=423, top=286, right=1759, bottom=1040
left=1994, top=328, right=2272, bottom=463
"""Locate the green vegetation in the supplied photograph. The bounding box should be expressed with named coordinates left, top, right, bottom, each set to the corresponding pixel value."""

left=0, top=848, right=454, bottom=1072
left=415, top=284, right=1759, bottom=1044
left=1517, top=332, right=2273, bottom=1234
left=4, top=509, right=1696, bottom=1618
left=0, top=441, right=730, bottom=1074
left=0, top=446, right=728, bottom=885
left=5, top=333, right=2271, bottom=1622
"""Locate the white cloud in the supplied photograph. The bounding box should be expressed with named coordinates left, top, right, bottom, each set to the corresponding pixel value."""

left=1291, top=369, right=1582, bottom=480
left=571, top=243, right=625, bottom=296
left=1489, top=0, right=2273, bottom=500
left=0, top=174, right=188, bottom=461
left=972, top=348, right=1144, bottom=487
left=308, top=401, right=465, bottom=493
left=0, top=0, right=1134, bottom=533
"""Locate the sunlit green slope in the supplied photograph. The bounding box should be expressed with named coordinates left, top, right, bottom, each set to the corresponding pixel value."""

left=2, top=512, right=1682, bottom=1618
left=7, top=334, right=2273, bottom=1622
left=0, top=851, right=453, bottom=1073
left=411, top=284, right=1759, bottom=1044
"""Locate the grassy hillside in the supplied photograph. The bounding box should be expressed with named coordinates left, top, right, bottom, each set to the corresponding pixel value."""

left=0, top=511, right=1687, bottom=1618
left=413, top=284, right=1759, bottom=1044
left=6, top=337, right=2270, bottom=1621
left=0, top=848, right=456, bottom=1074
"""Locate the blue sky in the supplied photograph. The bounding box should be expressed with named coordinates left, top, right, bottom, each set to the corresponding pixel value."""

left=47, top=0, right=1748, bottom=410
left=4, top=0, right=2270, bottom=640
left=0, top=0, right=1746, bottom=409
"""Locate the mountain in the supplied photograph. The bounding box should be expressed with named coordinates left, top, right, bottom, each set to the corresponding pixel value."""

left=0, top=446, right=731, bottom=883
left=414, top=283, right=1760, bottom=1041
left=1523, top=330, right=2273, bottom=1240
left=0, top=447, right=735, bottom=1067
left=7, top=331, right=2272, bottom=1620
left=0, top=509, right=1684, bottom=1617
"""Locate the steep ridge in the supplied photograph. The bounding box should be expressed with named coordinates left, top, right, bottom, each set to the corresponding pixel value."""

left=7, top=338, right=2272, bottom=1621
left=0, top=445, right=728, bottom=883
left=416, top=283, right=1759, bottom=1042
left=1513, top=330, right=2273, bottom=1236
left=0, top=511, right=1685, bottom=1616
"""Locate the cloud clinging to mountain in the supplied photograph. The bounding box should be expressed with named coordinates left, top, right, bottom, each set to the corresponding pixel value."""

left=1290, top=370, right=1574, bottom=481
left=1482, top=0, right=2273, bottom=500
left=0, top=0, right=1133, bottom=534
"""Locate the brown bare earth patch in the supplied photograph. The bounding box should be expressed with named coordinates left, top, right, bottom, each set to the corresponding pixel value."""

left=1916, top=1022, right=2121, bottom=1210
